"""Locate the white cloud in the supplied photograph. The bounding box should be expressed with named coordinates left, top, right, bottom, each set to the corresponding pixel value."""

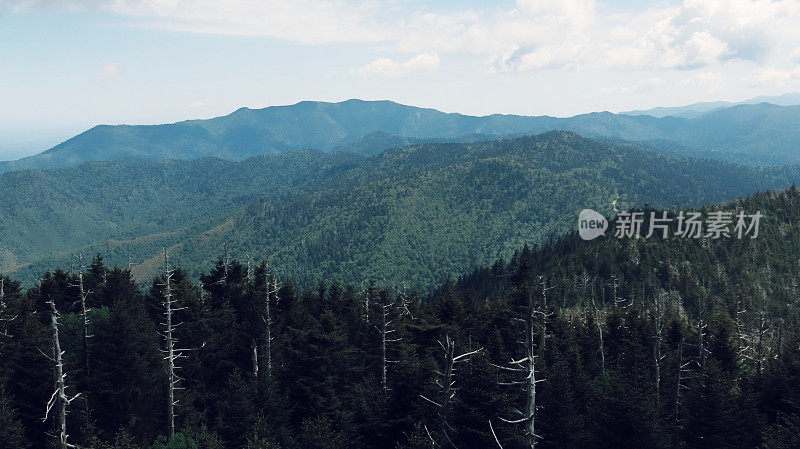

left=695, top=71, right=726, bottom=82
left=601, top=77, right=667, bottom=95
left=605, top=0, right=800, bottom=70
left=401, top=0, right=800, bottom=72
left=6, top=0, right=800, bottom=73
left=354, top=52, right=440, bottom=78
left=679, top=71, right=727, bottom=90
left=396, top=0, right=596, bottom=72
left=741, top=67, right=800, bottom=87
left=4, top=0, right=390, bottom=44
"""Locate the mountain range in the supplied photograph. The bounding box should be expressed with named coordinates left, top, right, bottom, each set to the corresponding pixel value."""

left=5, top=131, right=800, bottom=288
left=621, top=91, right=800, bottom=118
left=4, top=97, right=800, bottom=170
left=5, top=96, right=800, bottom=286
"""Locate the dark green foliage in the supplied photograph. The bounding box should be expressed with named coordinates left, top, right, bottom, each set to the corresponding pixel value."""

left=0, top=384, right=28, bottom=449
left=104, top=430, right=144, bottom=449
left=296, top=415, right=349, bottom=449
left=3, top=188, right=800, bottom=448
left=149, top=434, right=198, bottom=449
left=761, top=415, right=800, bottom=449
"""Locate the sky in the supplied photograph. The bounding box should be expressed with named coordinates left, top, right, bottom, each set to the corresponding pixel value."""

left=1, top=0, right=799, bottom=160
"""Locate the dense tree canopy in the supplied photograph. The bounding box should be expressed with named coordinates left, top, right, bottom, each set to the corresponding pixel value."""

left=2, top=188, right=800, bottom=448
left=7, top=132, right=800, bottom=290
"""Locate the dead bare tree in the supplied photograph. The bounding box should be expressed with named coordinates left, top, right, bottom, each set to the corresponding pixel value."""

left=696, top=291, right=709, bottom=377
left=493, top=284, right=551, bottom=449
left=489, top=419, right=504, bottom=449
left=0, top=276, right=16, bottom=343
left=394, top=283, right=415, bottom=320
left=735, top=297, right=751, bottom=367
left=376, top=290, right=401, bottom=393
left=582, top=271, right=606, bottom=375
left=71, top=255, right=93, bottom=395
left=42, top=299, right=80, bottom=449
left=262, top=270, right=281, bottom=379
left=736, top=288, right=771, bottom=376
left=652, top=289, right=667, bottom=405
left=0, top=276, right=4, bottom=320
left=158, top=250, right=189, bottom=439
left=611, top=275, right=631, bottom=310
left=537, top=277, right=552, bottom=354
left=362, top=280, right=375, bottom=322
left=246, top=253, right=253, bottom=282
left=673, top=333, right=691, bottom=428
left=775, top=317, right=785, bottom=359
left=578, top=271, right=592, bottom=302
left=250, top=337, right=259, bottom=381
left=420, top=335, right=481, bottom=448
left=590, top=296, right=605, bottom=376
left=754, top=288, right=770, bottom=376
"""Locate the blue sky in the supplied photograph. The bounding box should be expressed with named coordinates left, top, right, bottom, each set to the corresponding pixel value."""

left=1, top=0, right=799, bottom=160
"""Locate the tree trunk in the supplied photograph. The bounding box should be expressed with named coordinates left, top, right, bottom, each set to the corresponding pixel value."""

left=525, top=294, right=538, bottom=449
left=74, top=263, right=92, bottom=418
left=653, top=292, right=664, bottom=406
left=165, top=266, right=175, bottom=439
left=44, top=300, right=78, bottom=449
left=494, top=290, right=546, bottom=449
left=420, top=335, right=480, bottom=448
left=377, top=294, right=399, bottom=393
left=251, top=339, right=259, bottom=379
left=592, top=298, right=605, bottom=376
left=264, top=277, right=279, bottom=379
left=160, top=250, right=183, bottom=440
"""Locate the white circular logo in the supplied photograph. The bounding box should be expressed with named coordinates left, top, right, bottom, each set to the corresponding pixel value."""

left=578, top=209, right=608, bottom=240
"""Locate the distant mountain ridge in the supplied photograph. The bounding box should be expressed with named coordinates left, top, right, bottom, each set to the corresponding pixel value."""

left=2, top=100, right=554, bottom=172
left=4, top=97, right=800, bottom=170
left=621, top=92, right=800, bottom=118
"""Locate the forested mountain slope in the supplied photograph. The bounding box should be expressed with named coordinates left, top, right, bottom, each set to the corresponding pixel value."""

left=124, top=132, right=800, bottom=287
left=7, top=132, right=800, bottom=287
left=2, top=188, right=800, bottom=449
left=0, top=150, right=359, bottom=273
left=4, top=99, right=800, bottom=172
left=12, top=132, right=800, bottom=289
left=330, top=131, right=509, bottom=157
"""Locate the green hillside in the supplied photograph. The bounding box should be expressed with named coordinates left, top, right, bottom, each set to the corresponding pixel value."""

left=10, top=132, right=800, bottom=288
left=0, top=150, right=359, bottom=273
left=160, top=132, right=800, bottom=288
